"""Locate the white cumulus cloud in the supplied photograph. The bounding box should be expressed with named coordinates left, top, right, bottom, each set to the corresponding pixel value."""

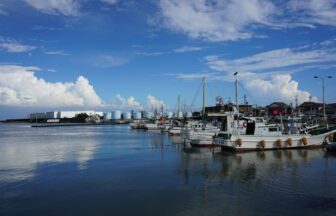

left=147, top=94, right=165, bottom=109
left=116, top=94, right=143, bottom=110
left=242, top=74, right=318, bottom=105
left=0, top=65, right=103, bottom=107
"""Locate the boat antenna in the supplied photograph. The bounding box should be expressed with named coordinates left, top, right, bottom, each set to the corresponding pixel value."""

left=234, top=72, right=239, bottom=135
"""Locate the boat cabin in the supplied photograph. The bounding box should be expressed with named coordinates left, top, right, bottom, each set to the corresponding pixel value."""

left=221, top=114, right=282, bottom=136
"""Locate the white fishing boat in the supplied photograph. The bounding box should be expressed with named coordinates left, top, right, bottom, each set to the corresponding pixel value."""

left=144, top=122, right=160, bottom=130
left=159, top=123, right=171, bottom=132
left=187, top=123, right=220, bottom=147
left=189, top=121, right=246, bottom=147
left=188, top=108, right=247, bottom=147
left=213, top=72, right=336, bottom=151
left=130, top=120, right=146, bottom=129
left=168, top=126, right=182, bottom=135
left=168, top=121, right=200, bottom=136
left=213, top=113, right=336, bottom=151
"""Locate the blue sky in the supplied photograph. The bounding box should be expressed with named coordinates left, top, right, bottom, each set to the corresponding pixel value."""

left=0, top=0, right=335, bottom=119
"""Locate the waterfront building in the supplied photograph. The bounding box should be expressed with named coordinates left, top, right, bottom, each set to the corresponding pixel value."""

left=267, top=102, right=293, bottom=116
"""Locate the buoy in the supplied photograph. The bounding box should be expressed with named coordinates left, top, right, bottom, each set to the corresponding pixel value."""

left=259, top=140, right=266, bottom=148
left=236, top=138, right=242, bottom=147
left=301, top=137, right=308, bottom=145
left=287, top=138, right=292, bottom=147
left=328, top=134, right=334, bottom=142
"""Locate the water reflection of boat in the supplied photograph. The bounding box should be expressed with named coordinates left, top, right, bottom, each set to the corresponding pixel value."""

left=179, top=148, right=326, bottom=185
left=170, top=135, right=184, bottom=144
left=183, top=146, right=221, bottom=159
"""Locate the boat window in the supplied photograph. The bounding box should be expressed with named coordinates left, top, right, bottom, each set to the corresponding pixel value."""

left=269, top=127, right=278, bottom=132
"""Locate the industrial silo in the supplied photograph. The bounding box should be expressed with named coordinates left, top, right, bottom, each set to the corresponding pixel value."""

left=103, top=112, right=112, bottom=121
left=112, top=110, right=121, bottom=120
left=133, top=111, right=142, bottom=120
left=123, top=112, right=131, bottom=120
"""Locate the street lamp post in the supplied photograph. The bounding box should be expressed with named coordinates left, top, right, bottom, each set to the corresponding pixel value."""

left=234, top=72, right=239, bottom=135
left=314, top=75, right=332, bottom=122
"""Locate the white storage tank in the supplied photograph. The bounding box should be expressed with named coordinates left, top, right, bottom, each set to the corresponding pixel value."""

left=123, top=112, right=131, bottom=120
left=112, top=110, right=121, bottom=120
left=177, top=111, right=183, bottom=118
left=133, top=111, right=142, bottom=120
left=167, top=112, right=173, bottom=119
left=103, top=112, right=112, bottom=120
left=144, top=111, right=153, bottom=119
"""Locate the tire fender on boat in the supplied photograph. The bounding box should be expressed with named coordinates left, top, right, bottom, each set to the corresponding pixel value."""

left=301, top=137, right=308, bottom=145
left=259, top=140, right=266, bottom=148
left=276, top=139, right=282, bottom=148
left=236, top=138, right=242, bottom=147
left=328, top=134, right=334, bottom=142
left=287, top=138, right=292, bottom=146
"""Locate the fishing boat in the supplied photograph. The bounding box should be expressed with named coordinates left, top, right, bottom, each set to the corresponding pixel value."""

left=189, top=119, right=247, bottom=147
left=213, top=72, right=336, bottom=151
left=213, top=111, right=336, bottom=151
left=169, top=120, right=198, bottom=136
left=186, top=123, right=220, bottom=147
left=130, top=120, right=146, bottom=129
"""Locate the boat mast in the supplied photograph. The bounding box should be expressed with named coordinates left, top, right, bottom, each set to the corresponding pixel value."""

left=234, top=72, right=239, bottom=135
left=202, top=76, right=206, bottom=116
left=177, top=94, right=180, bottom=118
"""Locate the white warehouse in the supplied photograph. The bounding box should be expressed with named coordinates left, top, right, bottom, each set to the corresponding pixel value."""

left=29, top=111, right=104, bottom=120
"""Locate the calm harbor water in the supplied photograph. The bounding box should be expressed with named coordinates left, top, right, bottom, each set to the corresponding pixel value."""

left=0, top=123, right=336, bottom=216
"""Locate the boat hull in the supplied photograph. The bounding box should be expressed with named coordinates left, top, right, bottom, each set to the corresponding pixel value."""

left=213, top=132, right=334, bottom=152
left=169, top=127, right=182, bottom=135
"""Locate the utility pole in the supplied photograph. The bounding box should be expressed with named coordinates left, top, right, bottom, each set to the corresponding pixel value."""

left=314, top=75, right=332, bottom=122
